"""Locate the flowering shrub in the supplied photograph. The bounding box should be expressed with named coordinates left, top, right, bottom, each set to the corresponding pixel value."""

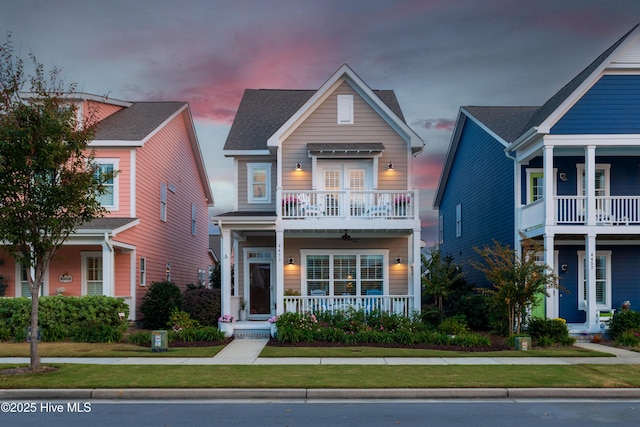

left=393, top=195, right=411, bottom=206
left=274, top=308, right=490, bottom=347
left=218, top=314, right=234, bottom=323
left=282, top=196, right=299, bottom=208
left=268, top=316, right=279, bottom=323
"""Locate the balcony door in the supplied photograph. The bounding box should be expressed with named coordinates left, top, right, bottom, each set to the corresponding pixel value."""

left=316, top=161, right=372, bottom=216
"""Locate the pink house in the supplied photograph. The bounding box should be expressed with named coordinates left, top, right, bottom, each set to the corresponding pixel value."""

left=0, top=94, right=214, bottom=321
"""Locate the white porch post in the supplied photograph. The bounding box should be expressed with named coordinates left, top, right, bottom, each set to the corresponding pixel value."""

left=411, top=226, right=422, bottom=312
left=220, top=227, right=232, bottom=316
left=101, top=241, right=114, bottom=296
left=276, top=230, right=284, bottom=315
left=544, top=232, right=558, bottom=319
left=543, top=145, right=554, bottom=226
left=586, top=145, right=596, bottom=226
left=586, top=233, right=598, bottom=331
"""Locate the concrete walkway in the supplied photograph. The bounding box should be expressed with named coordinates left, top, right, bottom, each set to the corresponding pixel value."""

left=0, top=340, right=639, bottom=366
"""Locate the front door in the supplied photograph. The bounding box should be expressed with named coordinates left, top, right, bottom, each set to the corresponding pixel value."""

left=244, top=249, right=275, bottom=319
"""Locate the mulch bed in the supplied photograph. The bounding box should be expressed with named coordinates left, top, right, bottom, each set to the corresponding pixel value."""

left=266, top=335, right=510, bottom=352
left=1, top=366, right=57, bottom=376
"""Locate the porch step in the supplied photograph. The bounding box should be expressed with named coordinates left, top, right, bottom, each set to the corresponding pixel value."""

left=233, top=321, right=271, bottom=339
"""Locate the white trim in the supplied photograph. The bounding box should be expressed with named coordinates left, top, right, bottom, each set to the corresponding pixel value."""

left=94, top=158, right=120, bottom=211
left=247, top=163, right=272, bottom=204
left=300, top=249, right=389, bottom=297
left=243, top=247, right=276, bottom=319
left=576, top=163, right=611, bottom=197
left=139, top=256, right=147, bottom=287
left=130, top=150, right=136, bottom=217
left=577, top=250, right=612, bottom=310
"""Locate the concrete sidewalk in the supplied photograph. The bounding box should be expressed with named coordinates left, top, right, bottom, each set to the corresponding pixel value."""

left=0, top=340, right=639, bottom=366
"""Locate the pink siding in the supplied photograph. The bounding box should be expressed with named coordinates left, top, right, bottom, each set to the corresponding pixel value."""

left=116, top=109, right=211, bottom=319
left=85, top=100, right=124, bottom=122
left=92, top=147, right=133, bottom=217
left=114, top=251, right=131, bottom=297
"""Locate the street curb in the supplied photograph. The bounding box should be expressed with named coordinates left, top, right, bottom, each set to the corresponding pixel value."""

left=3, top=388, right=640, bottom=400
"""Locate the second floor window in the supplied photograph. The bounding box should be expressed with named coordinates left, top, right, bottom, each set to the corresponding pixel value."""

left=248, top=163, right=271, bottom=203
left=94, top=159, right=119, bottom=210
left=160, top=183, right=167, bottom=221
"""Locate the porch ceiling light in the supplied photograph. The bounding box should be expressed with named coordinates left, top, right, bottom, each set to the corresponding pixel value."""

left=295, top=162, right=302, bottom=171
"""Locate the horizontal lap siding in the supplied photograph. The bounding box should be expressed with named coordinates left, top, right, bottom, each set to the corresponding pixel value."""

left=438, top=118, right=514, bottom=288
left=88, top=101, right=124, bottom=122
left=117, top=111, right=211, bottom=318
left=282, top=82, right=408, bottom=191
left=552, top=75, right=640, bottom=134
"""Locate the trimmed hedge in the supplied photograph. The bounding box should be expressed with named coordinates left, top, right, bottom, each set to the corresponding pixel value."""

left=526, top=318, right=575, bottom=347
left=0, top=295, right=129, bottom=342
left=181, top=288, right=220, bottom=327
left=140, top=280, right=182, bottom=329
left=609, top=310, right=640, bottom=340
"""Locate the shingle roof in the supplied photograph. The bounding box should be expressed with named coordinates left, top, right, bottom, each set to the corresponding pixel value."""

left=76, top=217, right=138, bottom=231
left=520, top=25, right=638, bottom=134
left=94, top=102, right=186, bottom=141
left=223, top=89, right=405, bottom=151
left=464, top=106, right=539, bottom=143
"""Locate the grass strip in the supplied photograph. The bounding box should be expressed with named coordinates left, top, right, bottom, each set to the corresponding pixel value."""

left=1, top=364, right=640, bottom=389
left=259, top=346, right=613, bottom=358
left=0, top=343, right=224, bottom=358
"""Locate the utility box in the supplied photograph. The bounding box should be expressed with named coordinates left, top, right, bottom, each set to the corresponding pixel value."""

left=515, top=336, right=531, bottom=351
left=151, top=330, right=168, bottom=352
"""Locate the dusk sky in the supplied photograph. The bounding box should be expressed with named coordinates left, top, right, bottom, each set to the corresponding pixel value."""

left=4, top=1, right=640, bottom=245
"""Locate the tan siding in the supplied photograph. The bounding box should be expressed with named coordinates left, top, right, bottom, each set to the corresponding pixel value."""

left=236, top=158, right=277, bottom=211
left=282, top=236, right=409, bottom=295
left=282, top=82, right=409, bottom=191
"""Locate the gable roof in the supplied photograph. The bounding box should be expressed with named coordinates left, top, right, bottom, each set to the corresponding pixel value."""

left=224, top=64, right=423, bottom=155
left=433, top=106, right=537, bottom=208
left=517, top=24, right=640, bottom=139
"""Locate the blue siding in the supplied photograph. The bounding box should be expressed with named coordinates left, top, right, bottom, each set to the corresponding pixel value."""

left=558, top=245, right=640, bottom=322
left=552, top=75, right=640, bottom=134
left=438, top=117, right=514, bottom=288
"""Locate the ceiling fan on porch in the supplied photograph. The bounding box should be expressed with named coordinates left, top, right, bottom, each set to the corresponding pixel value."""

left=340, top=230, right=359, bottom=242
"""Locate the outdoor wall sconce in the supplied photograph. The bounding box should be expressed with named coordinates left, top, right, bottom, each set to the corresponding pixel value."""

left=388, top=162, right=394, bottom=170
left=561, top=264, right=568, bottom=272
left=295, top=162, right=302, bottom=171
left=559, top=172, right=568, bottom=181
left=396, top=256, right=402, bottom=264
left=288, top=257, right=295, bottom=265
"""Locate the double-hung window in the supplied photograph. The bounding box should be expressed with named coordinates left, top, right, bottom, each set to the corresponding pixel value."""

left=94, top=159, right=119, bottom=210
left=82, top=253, right=103, bottom=296
left=303, top=250, right=387, bottom=296
left=247, top=163, right=271, bottom=204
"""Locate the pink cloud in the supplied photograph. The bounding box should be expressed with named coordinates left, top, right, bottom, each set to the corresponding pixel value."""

left=412, top=118, right=456, bottom=132
left=412, top=153, right=446, bottom=190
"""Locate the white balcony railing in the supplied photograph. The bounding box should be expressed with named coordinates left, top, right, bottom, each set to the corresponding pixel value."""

left=283, top=295, right=412, bottom=316
left=520, top=196, right=640, bottom=228
left=280, top=190, right=416, bottom=220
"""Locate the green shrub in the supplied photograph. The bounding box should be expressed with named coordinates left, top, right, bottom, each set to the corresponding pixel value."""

left=450, top=333, right=491, bottom=347
left=127, top=331, right=152, bottom=346
left=168, top=310, right=200, bottom=332
left=196, top=326, right=225, bottom=342
left=526, top=318, right=574, bottom=346
left=617, top=329, right=640, bottom=347
left=140, top=281, right=182, bottom=329
left=0, top=275, right=8, bottom=296
left=181, top=288, right=220, bottom=326
left=609, top=310, right=640, bottom=340
left=438, top=316, right=469, bottom=335
left=0, top=296, right=128, bottom=343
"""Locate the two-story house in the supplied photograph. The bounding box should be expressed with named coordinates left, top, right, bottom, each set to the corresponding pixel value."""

left=435, top=24, right=640, bottom=333
left=0, top=94, right=214, bottom=321
left=215, top=65, right=424, bottom=333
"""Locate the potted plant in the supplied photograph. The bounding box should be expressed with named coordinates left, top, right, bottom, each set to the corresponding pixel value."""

left=284, top=288, right=300, bottom=313
left=282, top=196, right=299, bottom=216
left=393, top=195, right=411, bottom=216
left=218, top=314, right=234, bottom=337
left=268, top=315, right=278, bottom=338
left=239, top=299, right=248, bottom=321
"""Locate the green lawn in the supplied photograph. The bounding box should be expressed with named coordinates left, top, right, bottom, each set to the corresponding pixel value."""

left=2, top=364, right=640, bottom=389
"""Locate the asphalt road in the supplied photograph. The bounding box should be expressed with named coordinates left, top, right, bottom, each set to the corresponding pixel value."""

left=1, top=399, right=639, bottom=427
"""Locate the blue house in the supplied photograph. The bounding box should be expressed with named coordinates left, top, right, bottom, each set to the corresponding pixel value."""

left=434, top=24, right=640, bottom=333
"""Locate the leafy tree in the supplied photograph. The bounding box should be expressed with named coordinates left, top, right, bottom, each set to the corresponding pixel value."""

left=0, top=37, right=112, bottom=370
left=472, top=235, right=558, bottom=336
left=421, top=246, right=462, bottom=311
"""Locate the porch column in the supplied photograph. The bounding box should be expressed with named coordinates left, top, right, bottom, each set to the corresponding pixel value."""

left=102, top=239, right=114, bottom=297
left=411, top=226, right=422, bottom=312
left=220, top=227, right=232, bottom=316
left=543, top=145, right=554, bottom=226
left=586, top=146, right=596, bottom=226
left=586, top=233, right=598, bottom=331
left=544, top=232, right=558, bottom=319
left=275, top=230, right=284, bottom=315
